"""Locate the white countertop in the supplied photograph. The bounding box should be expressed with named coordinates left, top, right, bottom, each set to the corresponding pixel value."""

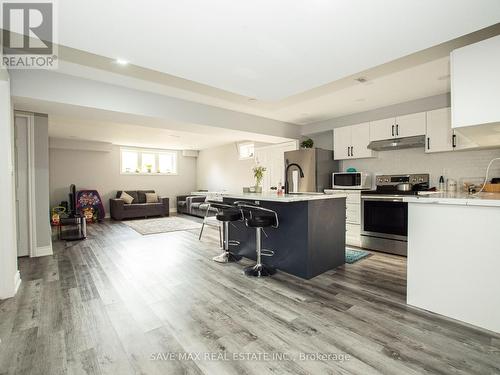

left=221, top=192, right=347, bottom=202
left=403, top=191, right=500, bottom=207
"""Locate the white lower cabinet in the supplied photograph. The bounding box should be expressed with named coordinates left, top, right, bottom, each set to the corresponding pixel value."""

left=336, top=190, right=362, bottom=247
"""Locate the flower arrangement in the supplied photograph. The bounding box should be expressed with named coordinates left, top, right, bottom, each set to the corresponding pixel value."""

left=253, top=165, right=266, bottom=187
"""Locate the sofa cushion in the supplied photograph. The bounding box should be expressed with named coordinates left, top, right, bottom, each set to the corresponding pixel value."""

left=191, top=202, right=202, bottom=209
left=145, top=192, right=159, bottom=203
left=116, top=190, right=138, bottom=202
left=120, top=191, right=135, bottom=204
left=137, top=190, right=156, bottom=203
left=123, top=202, right=163, bottom=210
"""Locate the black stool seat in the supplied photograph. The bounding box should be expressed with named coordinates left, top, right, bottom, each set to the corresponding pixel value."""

left=216, top=209, right=241, bottom=222
left=246, top=214, right=276, bottom=228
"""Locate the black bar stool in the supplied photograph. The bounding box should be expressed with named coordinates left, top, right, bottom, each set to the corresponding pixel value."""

left=208, top=201, right=242, bottom=263
left=236, top=203, right=279, bottom=277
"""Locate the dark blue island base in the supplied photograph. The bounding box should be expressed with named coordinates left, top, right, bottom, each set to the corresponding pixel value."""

left=223, top=196, right=346, bottom=279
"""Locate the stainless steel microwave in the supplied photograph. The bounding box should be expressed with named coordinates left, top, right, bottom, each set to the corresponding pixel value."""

left=332, top=172, right=372, bottom=189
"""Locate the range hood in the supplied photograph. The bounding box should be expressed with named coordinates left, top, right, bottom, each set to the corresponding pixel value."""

left=367, top=135, right=425, bottom=151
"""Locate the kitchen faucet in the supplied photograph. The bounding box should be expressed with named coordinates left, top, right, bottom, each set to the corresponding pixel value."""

left=284, top=163, right=304, bottom=194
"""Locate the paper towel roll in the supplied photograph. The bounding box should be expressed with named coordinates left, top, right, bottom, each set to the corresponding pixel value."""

left=292, top=170, right=299, bottom=193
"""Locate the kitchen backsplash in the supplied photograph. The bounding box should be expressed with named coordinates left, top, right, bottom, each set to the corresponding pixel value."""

left=341, top=147, right=500, bottom=190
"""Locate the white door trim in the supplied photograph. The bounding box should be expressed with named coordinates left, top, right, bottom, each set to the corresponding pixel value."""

left=15, top=112, right=37, bottom=258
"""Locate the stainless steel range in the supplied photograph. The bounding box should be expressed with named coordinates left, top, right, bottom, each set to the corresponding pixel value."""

left=361, top=174, right=429, bottom=256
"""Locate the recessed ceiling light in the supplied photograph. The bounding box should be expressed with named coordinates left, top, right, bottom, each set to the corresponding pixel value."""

left=115, top=58, right=129, bottom=65
left=248, top=98, right=257, bottom=102
left=355, top=77, right=368, bottom=83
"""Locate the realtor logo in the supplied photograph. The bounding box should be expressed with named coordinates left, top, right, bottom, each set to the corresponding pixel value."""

left=1, top=0, right=58, bottom=68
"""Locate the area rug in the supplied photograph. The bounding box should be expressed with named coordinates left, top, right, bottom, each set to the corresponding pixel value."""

left=123, top=216, right=202, bottom=235
left=345, top=248, right=371, bottom=264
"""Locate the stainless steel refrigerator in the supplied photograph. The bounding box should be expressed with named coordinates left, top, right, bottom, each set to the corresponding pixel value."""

left=284, top=148, right=339, bottom=193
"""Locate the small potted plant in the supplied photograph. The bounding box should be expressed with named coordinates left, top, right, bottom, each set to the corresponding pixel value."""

left=145, top=164, right=153, bottom=173
left=253, top=165, right=266, bottom=193
left=300, top=138, right=314, bottom=149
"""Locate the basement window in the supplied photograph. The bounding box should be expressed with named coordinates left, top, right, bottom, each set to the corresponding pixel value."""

left=120, top=148, right=178, bottom=175
left=238, top=142, right=255, bottom=160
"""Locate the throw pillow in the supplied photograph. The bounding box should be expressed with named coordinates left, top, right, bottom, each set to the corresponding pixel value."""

left=120, top=191, right=135, bottom=204
left=145, top=193, right=159, bottom=203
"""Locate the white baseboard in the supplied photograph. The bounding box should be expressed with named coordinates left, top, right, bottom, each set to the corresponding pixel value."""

left=35, top=245, right=53, bottom=257
left=169, top=208, right=177, bottom=213
left=14, top=271, right=21, bottom=294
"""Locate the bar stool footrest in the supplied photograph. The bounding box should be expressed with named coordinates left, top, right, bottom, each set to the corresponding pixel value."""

left=260, top=249, right=274, bottom=257
left=228, top=240, right=240, bottom=246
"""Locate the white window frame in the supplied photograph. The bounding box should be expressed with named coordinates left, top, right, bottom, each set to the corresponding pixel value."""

left=238, top=142, right=255, bottom=160
left=120, top=147, right=178, bottom=176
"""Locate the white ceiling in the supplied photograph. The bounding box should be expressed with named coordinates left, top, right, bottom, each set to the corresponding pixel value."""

left=58, top=0, right=500, bottom=100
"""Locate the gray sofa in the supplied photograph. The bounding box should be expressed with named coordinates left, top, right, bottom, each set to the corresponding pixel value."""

left=177, top=195, right=216, bottom=218
left=110, top=190, right=169, bottom=220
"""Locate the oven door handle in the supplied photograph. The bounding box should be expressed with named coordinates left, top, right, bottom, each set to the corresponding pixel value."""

left=361, top=196, right=405, bottom=202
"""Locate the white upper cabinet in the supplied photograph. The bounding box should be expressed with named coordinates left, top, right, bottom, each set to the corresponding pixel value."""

left=426, top=107, right=477, bottom=153
left=370, top=112, right=426, bottom=141
left=451, top=35, right=500, bottom=130
left=333, top=122, right=374, bottom=160
left=369, top=117, right=396, bottom=141
left=333, top=125, right=351, bottom=160
left=350, top=122, right=373, bottom=159
left=396, top=112, right=426, bottom=138
left=426, top=108, right=453, bottom=153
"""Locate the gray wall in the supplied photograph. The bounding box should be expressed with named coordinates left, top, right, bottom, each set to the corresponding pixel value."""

left=49, top=144, right=197, bottom=214
left=301, top=131, right=334, bottom=151
left=34, top=114, right=51, bottom=249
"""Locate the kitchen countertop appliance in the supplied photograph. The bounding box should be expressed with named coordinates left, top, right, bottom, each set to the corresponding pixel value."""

left=361, top=173, right=429, bottom=256
left=332, top=172, right=372, bottom=190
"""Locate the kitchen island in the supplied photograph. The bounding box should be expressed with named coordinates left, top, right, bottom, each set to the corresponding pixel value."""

left=222, top=192, right=347, bottom=279
left=404, top=192, right=500, bottom=334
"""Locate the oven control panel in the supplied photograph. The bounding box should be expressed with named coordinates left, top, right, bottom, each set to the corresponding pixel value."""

left=376, top=174, right=429, bottom=186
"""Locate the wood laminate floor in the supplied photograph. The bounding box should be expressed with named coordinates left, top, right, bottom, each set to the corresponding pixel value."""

left=1, top=217, right=499, bottom=375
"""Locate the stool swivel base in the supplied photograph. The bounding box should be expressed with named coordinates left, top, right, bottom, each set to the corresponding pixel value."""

left=244, top=226, right=276, bottom=277
left=213, top=221, right=242, bottom=263
left=244, top=263, right=276, bottom=277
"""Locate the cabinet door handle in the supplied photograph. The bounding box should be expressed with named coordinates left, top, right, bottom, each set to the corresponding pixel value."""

left=396, top=124, right=399, bottom=136
left=427, top=137, right=430, bottom=150
left=452, top=134, right=457, bottom=148
left=347, top=146, right=350, bottom=157
left=392, top=125, right=394, bottom=137
left=351, top=146, right=354, bottom=157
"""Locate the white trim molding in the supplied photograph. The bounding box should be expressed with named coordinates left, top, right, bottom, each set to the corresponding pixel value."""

left=15, top=112, right=38, bottom=258
left=14, top=271, right=21, bottom=294
left=34, top=245, right=53, bottom=257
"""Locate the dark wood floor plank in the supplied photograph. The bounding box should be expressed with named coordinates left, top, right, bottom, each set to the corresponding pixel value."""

left=1, top=217, right=499, bottom=375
